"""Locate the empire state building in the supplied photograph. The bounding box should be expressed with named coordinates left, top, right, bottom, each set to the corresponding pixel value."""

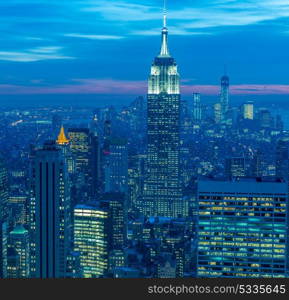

left=143, top=9, right=185, bottom=218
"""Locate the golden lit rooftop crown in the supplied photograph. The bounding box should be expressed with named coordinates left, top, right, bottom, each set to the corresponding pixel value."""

left=56, top=125, right=69, bottom=145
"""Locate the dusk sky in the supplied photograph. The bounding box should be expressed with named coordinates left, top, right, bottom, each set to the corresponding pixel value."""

left=1, top=0, right=289, bottom=104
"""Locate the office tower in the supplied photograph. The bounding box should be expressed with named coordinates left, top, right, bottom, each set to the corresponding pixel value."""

left=100, top=193, right=126, bottom=251
left=258, top=109, right=272, bottom=128
left=30, top=141, right=70, bottom=278
left=68, top=128, right=100, bottom=200
left=276, top=138, right=289, bottom=180
left=8, top=225, right=30, bottom=278
left=74, top=204, right=109, bottom=278
left=197, top=179, right=288, bottom=278
left=105, top=138, right=128, bottom=193
left=192, top=93, right=202, bottom=122
left=143, top=8, right=183, bottom=218
left=220, top=72, right=230, bottom=117
left=214, top=103, right=222, bottom=124
left=0, top=158, right=9, bottom=278
left=242, top=101, right=254, bottom=120
left=225, top=157, right=246, bottom=179
left=68, top=128, right=91, bottom=200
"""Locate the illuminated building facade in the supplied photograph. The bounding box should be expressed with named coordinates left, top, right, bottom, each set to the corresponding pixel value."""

left=143, top=10, right=183, bottom=218
left=192, top=93, right=202, bottom=122
left=74, top=204, right=109, bottom=278
left=104, top=138, right=128, bottom=194
left=214, top=103, right=222, bottom=124
left=197, top=179, right=288, bottom=278
left=8, top=225, right=30, bottom=278
left=242, top=101, right=254, bottom=120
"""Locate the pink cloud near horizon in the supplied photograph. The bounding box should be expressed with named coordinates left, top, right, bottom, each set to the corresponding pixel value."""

left=1, top=79, right=289, bottom=96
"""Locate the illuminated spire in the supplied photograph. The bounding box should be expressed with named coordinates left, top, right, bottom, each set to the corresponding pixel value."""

left=56, top=125, right=69, bottom=145
left=159, top=0, right=170, bottom=57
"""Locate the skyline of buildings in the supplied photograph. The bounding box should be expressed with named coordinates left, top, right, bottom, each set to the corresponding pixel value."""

left=1, top=4, right=289, bottom=280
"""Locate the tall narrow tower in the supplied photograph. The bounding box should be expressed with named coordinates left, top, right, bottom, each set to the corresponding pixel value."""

left=143, top=2, right=184, bottom=218
left=220, top=67, right=230, bottom=117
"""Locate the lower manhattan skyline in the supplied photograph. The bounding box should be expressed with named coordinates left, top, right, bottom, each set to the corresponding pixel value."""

left=2, top=1, right=289, bottom=295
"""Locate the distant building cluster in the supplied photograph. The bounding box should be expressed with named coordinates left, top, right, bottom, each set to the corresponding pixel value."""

left=0, top=13, right=288, bottom=279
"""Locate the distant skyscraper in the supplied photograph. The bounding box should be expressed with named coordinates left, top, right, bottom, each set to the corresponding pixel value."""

left=192, top=93, right=202, bottom=122
left=31, top=141, right=70, bottom=278
left=0, top=158, right=9, bottom=278
left=74, top=204, right=109, bottom=278
left=197, top=179, right=288, bottom=278
left=220, top=71, right=230, bottom=117
left=258, top=109, right=272, bottom=128
left=68, top=129, right=91, bottom=171
left=105, top=138, right=128, bottom=194
left=214, top=103, right=222, bottom=124
left=68, top=128, right=100, bottom=201
left=143, top=8, right=183, bottom=218
left=276, top=138, right=289, bottom=180
left=242, top=101, right=254, bottom=120
left=8, top=225, right=30, bottom=278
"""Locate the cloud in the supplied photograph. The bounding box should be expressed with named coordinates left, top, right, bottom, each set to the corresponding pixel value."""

left=64, top=33, right=124, bottom=40
left=81, top=0, right=289, bottom=33
left=0, top=46, right=74, bottom=62
left=1, top=79, right=289, bottom=96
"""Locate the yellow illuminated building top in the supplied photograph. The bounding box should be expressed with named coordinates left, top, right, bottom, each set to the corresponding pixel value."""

left=56, top=126, right=69, bottom=145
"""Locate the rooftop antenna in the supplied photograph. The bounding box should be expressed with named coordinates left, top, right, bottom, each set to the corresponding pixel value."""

left=163, top=0, right=167, bottom=28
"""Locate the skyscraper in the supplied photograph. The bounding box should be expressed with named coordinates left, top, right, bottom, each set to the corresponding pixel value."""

left=192, top=93, right=202, bottom=123
left=143, top=7, right=183, bottom=218
left=31, top=141, right=70, bottom=278
left=242, top=101, right=254, bottom=120
left=74, top=204, right=109, bottom=278
left=104, top=137, right=128, bottom=194
left=0, top=158, right=9, bottom=278
left=197, top=178, right=288, bottom=278
left=214, top=103, right=222, bottom=124
left=68, top=128, right=100, bottom=201
left=276, top=138, right=289, bottom=180
left=100, top=193, right=126, bottom=251
left=220, top=72, right=230, bottom=118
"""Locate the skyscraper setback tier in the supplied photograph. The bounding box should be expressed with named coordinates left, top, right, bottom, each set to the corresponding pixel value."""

left=143, top=12, right=184, bottom=218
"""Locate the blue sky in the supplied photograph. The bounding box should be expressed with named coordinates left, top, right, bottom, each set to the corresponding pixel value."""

left=1, top=0, right=289, bottom=101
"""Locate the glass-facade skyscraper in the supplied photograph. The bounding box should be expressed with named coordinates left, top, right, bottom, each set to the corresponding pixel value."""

left=74, top=204, right=109, bottom=278
left=197, top=179, right=288, bottom=278
left=143, top=11, right=183, bottom=218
